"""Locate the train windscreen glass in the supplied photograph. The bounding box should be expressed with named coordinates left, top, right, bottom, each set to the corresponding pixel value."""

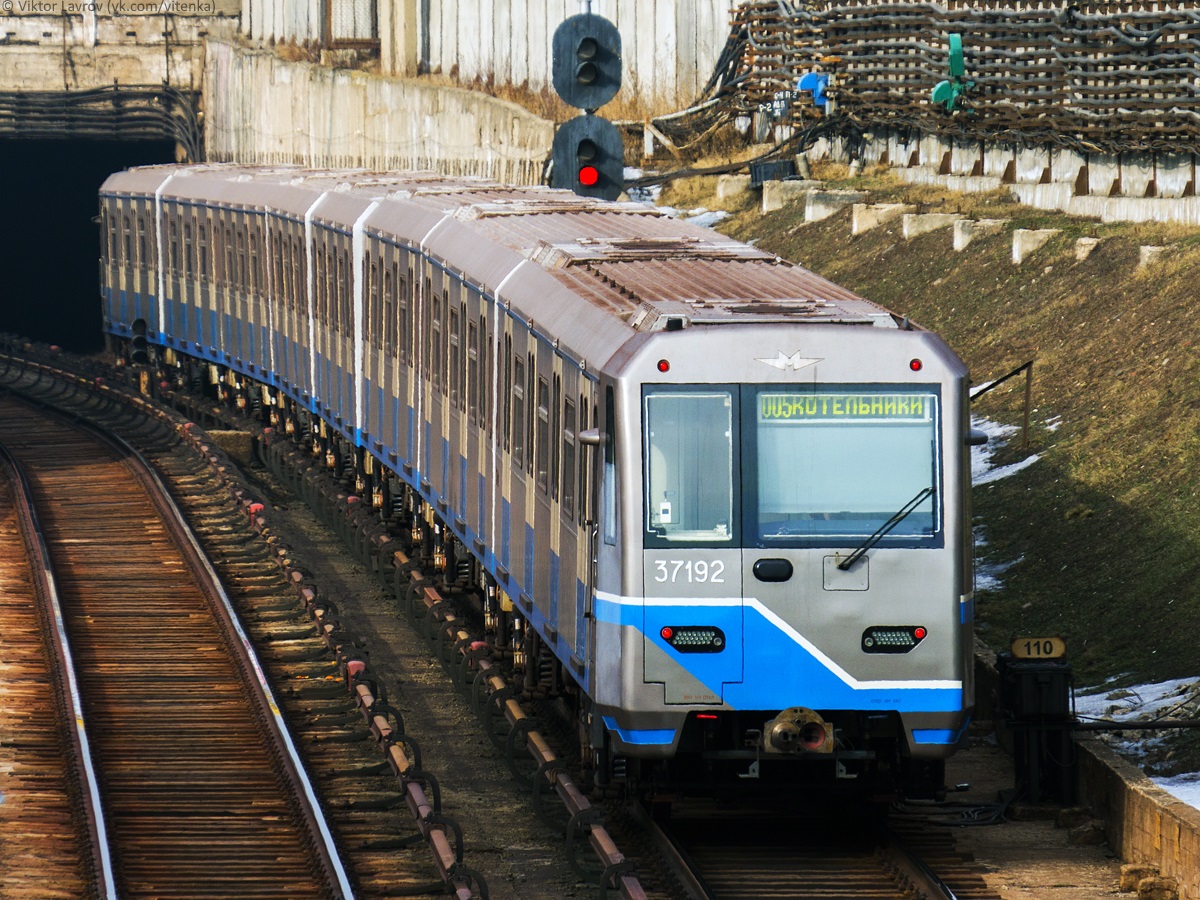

left=643, top=390, right=736, bottom=545
left=751, top=387, right=941, bottom=546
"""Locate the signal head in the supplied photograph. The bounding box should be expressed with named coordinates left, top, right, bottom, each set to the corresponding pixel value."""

left=552, top=14, right=622, bottom=111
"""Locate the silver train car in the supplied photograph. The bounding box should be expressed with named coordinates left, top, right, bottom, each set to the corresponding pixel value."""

left=99, top=164, right=975, bottom=793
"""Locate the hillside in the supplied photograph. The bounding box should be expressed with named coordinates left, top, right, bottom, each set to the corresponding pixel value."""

left=662, top=167, right=1200, bottom=768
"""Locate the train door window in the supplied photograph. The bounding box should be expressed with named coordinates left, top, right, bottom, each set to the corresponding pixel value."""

left=221, top=223, right=232, bottom=284
left=482, top=312, right=493, bottom=436
left=237, top=228, right=247, bottom=292
left=603, top=386, right=616, bottom=546
left=526, top=353, right=536, bottom=477
left=123, top=214, right=132, bottom=264
left=466, top=318, right=478, bottom=422
left=642, top=388, right=737, bottom=547
left=249, top=231, right=259, bottom=295
left=502, top=334, right=512, bottom=450
left=511, top=354, right=525, bottom=469
left=334, top=250, right=345, bottom=334
left=431, top=290, right=443, bottom=391
left=449, top=305, right=461, bottom=406
left=745, top=386, right=941, bottom=548
left=382, top=265, right=394, bottom=353
left=397, top=262, right=409, bottom=364
left=562, top=399, right=576, bottom=518
left=137, top=215, right=147, bottom=266
left=169, top=215, right=179, bottom=274
left=340, top=248, right=351, bottom=333
left=184, top=222, right=194, bottom=277
left=198, top=217, right=209, bottom=280
left=536, top=376, right=550, bottom=493
left=443, top=288, right=453, bottom=395
left=551, top=373, right=561, bottom=500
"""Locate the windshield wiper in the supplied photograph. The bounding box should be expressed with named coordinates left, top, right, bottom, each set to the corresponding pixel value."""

left=837, top=486, right=934, bottom=571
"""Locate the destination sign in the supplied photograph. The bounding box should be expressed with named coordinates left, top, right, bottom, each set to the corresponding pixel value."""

left=759, top=393, right=934, bottom=422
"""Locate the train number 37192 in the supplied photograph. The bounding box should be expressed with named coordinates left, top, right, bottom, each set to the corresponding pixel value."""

left=653, top=560, right=726, bottom=583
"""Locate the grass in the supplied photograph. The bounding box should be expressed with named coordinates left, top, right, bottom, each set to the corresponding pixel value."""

left=662, top=170, right=1200, bottom=772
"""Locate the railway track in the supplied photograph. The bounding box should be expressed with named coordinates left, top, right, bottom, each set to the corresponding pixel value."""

left=627, top=796, right=1003, bottom=900
left=0, top=393, right=350, bottom=898
left=0, top=348, right=490, bottom=897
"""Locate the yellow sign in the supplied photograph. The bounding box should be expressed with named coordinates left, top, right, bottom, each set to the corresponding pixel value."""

left=1010, top=636, right=1067, bottom=660
left=759, top=393, right=931, bottom=422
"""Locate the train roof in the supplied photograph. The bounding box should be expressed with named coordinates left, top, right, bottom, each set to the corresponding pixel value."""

left=101, top=164, right=905, bottom=345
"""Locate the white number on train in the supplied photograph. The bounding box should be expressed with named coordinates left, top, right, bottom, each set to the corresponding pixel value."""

left=653, top=560, right=725, bottom=583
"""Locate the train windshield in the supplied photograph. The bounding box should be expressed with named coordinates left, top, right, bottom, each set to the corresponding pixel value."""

left=748, top=386, right=941, bottom=547
left=642, top=385, right=941, bottom=549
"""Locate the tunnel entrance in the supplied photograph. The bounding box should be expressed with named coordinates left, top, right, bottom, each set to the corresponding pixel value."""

left=0, top=139, right=174, bottom=353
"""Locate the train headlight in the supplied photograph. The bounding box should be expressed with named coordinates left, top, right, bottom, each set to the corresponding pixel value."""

left=660, top=625, right=725, bottom=653
left=862, top=626, right=927, bottom=653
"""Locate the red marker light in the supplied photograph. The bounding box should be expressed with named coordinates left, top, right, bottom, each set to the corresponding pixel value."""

left=579, top=165, right=600, bottom=187
left=660, top=626, right=674, bottom=641
left=914, top=626, right=927, bottom=640
left=657, top=359, right=670, bottom=373
left=696, top=713, right=719, bottom=720
left=909, top=358, right=923, bottom=372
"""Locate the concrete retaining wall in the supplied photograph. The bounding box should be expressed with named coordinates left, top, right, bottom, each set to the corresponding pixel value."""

left=853, top=131, right=1200, bottom=228
left=1078, top=740, right=1200, bottom=900
left=204, top=38, right=553, bottom=184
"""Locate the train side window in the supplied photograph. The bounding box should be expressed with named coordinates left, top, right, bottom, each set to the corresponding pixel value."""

left=642, top=388, right=736, bottom=546
left=562, top=398, right=576, bottom=517
left=512, top=354, right=525, bottom=469
left=123, top=214, right=132, bottom=264
left=536, top=376, right=550, bottom=493
left=137, top=215, right=147, bottom=266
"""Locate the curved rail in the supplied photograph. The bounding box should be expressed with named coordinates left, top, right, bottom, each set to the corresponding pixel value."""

left=0, top=392, right=353, bottom=898
left=0, top=441, right=117, bottom=898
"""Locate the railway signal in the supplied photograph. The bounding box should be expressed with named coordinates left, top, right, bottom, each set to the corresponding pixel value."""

left=550, top=12, right=624, bottom=200
left=552, top=114, right=624, bottom=201
left=552, top=13, right=621, bottom=112
left=130, top=318, right=150, bottom=365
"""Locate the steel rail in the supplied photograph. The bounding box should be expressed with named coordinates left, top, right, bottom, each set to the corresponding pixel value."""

left=0, top=440, right=118, bottom=900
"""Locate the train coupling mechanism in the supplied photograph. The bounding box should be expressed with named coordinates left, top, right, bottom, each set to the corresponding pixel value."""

left=762, top=707, right=834, bottom=754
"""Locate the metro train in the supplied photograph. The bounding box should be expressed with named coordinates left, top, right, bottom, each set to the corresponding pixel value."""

left=99, top=164, right=976, bottom=795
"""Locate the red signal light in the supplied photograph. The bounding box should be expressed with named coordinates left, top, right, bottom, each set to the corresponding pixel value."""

left=657, top=359, right=670, bottom=373
left=579, top=165, right=600, bottom=187
left=914, top=626, right=927, bottom=640
left=909, top=358, right=923, bottom=372
left=660, top=626, right=674, bottom=641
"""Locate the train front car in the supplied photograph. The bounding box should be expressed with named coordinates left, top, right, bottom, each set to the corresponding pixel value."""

left=594, top=287, right=974, bottom=796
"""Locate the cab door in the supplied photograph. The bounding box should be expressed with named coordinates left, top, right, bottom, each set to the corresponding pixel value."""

left=640, top=386, right=743, bottom=704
